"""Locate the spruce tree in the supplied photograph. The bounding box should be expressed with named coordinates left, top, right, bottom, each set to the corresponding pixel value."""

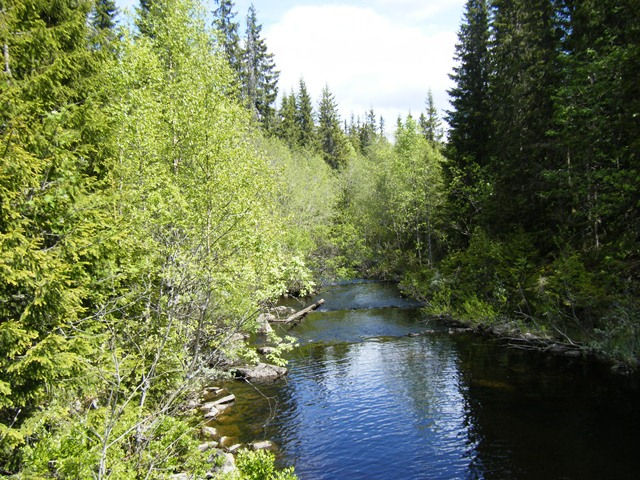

left=295, top=78, right=315, bottom=148
left=276, top=91, right=300, bottom=147
left=213, top=0, right=241, bottom=75
left=317, top=85, right=349, bottom=169
left=444, top=0, right=491, bottom=242
left=553, top=0, right=640, bottom=253
left=92, top=0, right=118, bottom=31
left=358, top=108, right=378, bottom=152
left=488, top=0, right=562, bottom=240
left=137, top=0, right=155, bottom=36
left=1, top=0, right=109, bottom=469
left=347, top=114, right=362, bottom=152
left=421, top=89, right=442, bottom=144
left=446, top=0, right=490, bottom=166
left=241, top=4, right=279, bottom=130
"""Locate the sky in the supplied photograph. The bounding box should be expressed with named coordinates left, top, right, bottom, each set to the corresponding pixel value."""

left=115, top=0, right=465, bottom=136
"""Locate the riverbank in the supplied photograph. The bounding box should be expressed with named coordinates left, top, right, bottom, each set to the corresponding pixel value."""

left=168, top=300, right=321, bottom=479
left=173, top=384, right=285, bottom=479
left=398, top=277, right=640, bottom=375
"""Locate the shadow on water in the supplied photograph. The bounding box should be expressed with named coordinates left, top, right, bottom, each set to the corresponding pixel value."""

left=220, top=282, right=640, bottom=480
left=452, top=334, right=640, bottom=480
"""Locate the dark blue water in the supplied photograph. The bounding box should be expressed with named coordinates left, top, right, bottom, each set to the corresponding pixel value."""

left=216, top=282, right=640, bottom=479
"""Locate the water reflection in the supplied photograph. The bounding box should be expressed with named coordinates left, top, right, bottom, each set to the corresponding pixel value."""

left=451, top=334, right=640, bottom=480
left=219, top=283, right=640, bottom=480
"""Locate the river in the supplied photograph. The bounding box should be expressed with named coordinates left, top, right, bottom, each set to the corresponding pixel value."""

left=217, top=281, right=640, bottom=479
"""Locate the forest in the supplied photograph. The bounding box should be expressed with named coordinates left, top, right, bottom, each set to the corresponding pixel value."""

left=1, top=0, right=638, bottom=477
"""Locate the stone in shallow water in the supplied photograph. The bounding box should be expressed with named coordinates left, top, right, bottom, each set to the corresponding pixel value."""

left=200, top=401, right=218, bottom=412
left=201, top=386, right=225, bottom=401
left=250, top=440, right=278, bottom=452
left=257, top=313, right=276, bottom=334
left=271, top=305, right=296, bottom=317
left=215, top=402, right=232, bottom=414
left=203, top=406, right=219, bottom=419
left=233, top=363, right=287, bottom=382
left=213, top=394, right=235, bottom=405
left=218, top=436, right=240, bottom=448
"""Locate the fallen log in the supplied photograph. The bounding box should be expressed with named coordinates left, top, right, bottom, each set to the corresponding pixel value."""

left=269, top=299, right=325, bottom=324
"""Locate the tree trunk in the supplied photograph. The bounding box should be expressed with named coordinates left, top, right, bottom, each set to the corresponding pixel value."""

left=271, top=299, right=325, bottom=324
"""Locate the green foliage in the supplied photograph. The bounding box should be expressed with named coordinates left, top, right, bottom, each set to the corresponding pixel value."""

left=419, top=90, right=442, bottom=144
left=324, top=115, right=446, bottom=279
left=275, top=92, right=300, bottom=147
left=263, top=332, right=298, bottom=367
left=592, top=304, right=640, bottom=366
left=487, top=0, right=562, bottom=239
left=213, top=0, right=242, bottom=75
left=431, top=0, right=640, bottom=365
left=295, top=79, right=316, bottom=149
left=92, top=0, right=118, bottom=31
left=0, top=0, right=116, bottom=468
left=232, top=449, right=297, bottom=480
left=444, top=0, right=491, bottom=248
left=241, top=5, right=279, bottom=130
left=317, top=86, right=350, bottom=169
left=382, top=116, right=445, bottom=270
left=257, top=135, right=338, bottom=284
left=1, top=0, right=317, bottom=475
left=423, top=229, right=536, bottom=320
left=136, top=0, right=156, bottom=36
left=20, top=405, right=209, bottom=479
left=3, top=0, right=639, bottom=475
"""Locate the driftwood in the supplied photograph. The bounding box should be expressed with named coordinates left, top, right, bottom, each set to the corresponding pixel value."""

left=269, top=299, right=325, bottom=324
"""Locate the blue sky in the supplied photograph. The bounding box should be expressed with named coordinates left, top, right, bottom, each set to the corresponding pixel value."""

left=114, top=1, right=465, bottom=134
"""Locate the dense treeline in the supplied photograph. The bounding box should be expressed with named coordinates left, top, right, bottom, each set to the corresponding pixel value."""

left=0, top=0, right=313, bottom=476
left=0, top=0, right=447, bottom=471
left=404, top=0, right=640, bottom=365
left=2, top=0, right=638, bottom=475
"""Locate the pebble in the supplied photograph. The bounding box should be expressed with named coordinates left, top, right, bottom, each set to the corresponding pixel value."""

left=250, top=440, right=277, bottom=452
left=201, top=426, right=218, bottom=439
left=198, top=441, right=218, bottom=452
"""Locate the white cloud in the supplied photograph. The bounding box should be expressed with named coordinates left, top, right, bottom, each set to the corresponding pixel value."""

left=372, top=0, right=464, bottom=21
left=265, top=4, right=458, bottom=136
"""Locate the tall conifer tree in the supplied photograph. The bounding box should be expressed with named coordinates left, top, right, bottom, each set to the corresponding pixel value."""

left=1, top=0, right=108, bottom=469
left=358, top=108, right=378, bottom=152
left=213, top=0, right=241, bottom=75
left=92, top=0, right=118, bottom=31
left=295, top=78, right=315, bottom=148
left=241, top=4, right=279, bottom=130
left=276, top=91, right=300, bottom=147
left=488, top=0, right=562, bottom=240
left=445, top=0, right=491, bottom=242
left=420, top=89, right=442, bottom=144
left=446, top=0, right=490, bottom=166
left=317, top=85, right=349, bottom=169
left=553, top=0, right=640, bottom=253
left=137, top=0, right=156, bottom=36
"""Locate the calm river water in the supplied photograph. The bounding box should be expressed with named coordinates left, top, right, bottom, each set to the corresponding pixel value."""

left=217, top=281, right=640, bottom=479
